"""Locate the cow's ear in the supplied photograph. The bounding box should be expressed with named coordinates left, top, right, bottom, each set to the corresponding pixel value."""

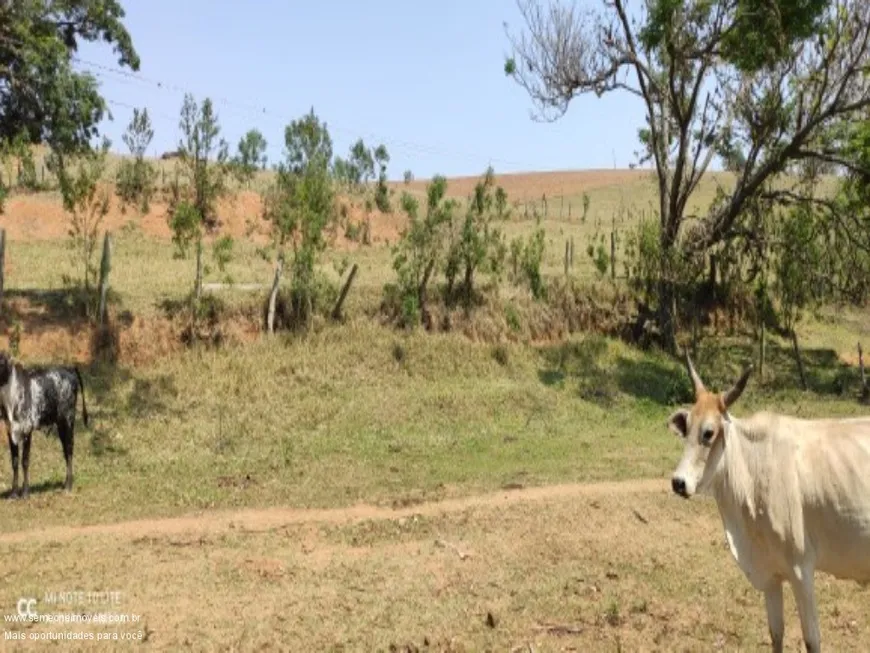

left=668, top=409, right=689, bottom=438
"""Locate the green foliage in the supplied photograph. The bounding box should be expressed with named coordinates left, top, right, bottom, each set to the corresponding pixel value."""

left=447, top=166, right=508, bottom=306
left=389, top=177, right=456, bottom=325
left=508, top=218, right=547, bottom=300
left=209, top=235, right=235, bottom=283
left=373, top=144, right=391, bottom=212
left=263, top=108, right=337, bottom=329
left=11, top=130, right=41, bottom=191
left=505, top=0, right=869, bottom=350
left=52, top=138, right=111, bottom=315
left=772, top=203, right=822, bottom=333
left=495, top=186, right=509, bottom=219
left=586, top=236, right=610, bottom=277
left=336, top=139, right=392, bottom=215
left=721, top=0, right=830, bottom=72
left=0, top=130, right=43, bottom=196
left=0, top=1, right=139, bottom=169
left=115, top=108, right=157, bottom=213
left=348, top=139, right=375, bottom=190
left=232, top=129, right=268, bottom=186
left=174, top=94, right=230, bottom=230
left=621, top=216, right=699, bottom=310
left=504, top=303, right=522, bottom=332
left=166, top=94, right=233, bottom=309
left=169, top=202, right=203, bottom=260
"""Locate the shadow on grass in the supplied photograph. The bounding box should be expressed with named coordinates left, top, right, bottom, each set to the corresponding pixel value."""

left=1, top=479, right=65, bottom=499
left=538, top=334, right=861, bottom=407
left=81, top=363, right=181, bottom=458
left=0, top=289, right=133, bottom=362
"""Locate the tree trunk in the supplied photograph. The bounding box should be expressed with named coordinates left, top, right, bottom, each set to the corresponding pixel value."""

left=859, top=342, right=869, bottom=403
left=791, top=329, right=808, bottom=391
left=419, top=259, right=436, bottom=329
left=564, top=240, right=569, bottom=276
left=0, top=228, right=5, bottom=310
left=194, top=238, right=203, bottom=304
left=331, top=263, right=358, bottom=321
left=464, top=263, right=474, bottom=309
left=657, top=277, right=677, bottom=354
left=98, top=232, right=112, bottom=327
left=266, top=254, right=284, bottom=334
left=657, top=228, right=678, bottom=354
left=759, top=313, right=766, bottom=385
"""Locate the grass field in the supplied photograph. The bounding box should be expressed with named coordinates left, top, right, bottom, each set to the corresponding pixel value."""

left=0, top=166, right=868, bottom=651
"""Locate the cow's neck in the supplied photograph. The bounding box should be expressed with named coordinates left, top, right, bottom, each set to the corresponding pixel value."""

left=709, top=414, right=770, bottom=519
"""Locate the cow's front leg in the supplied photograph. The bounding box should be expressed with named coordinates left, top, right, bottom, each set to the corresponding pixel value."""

left=20, top=432, right=31, bottom=498
left=790, top=565, right=821, bottom=653
left=764, top=580, right=784, bottom=653
left=6, top=429, right=19, bottom=498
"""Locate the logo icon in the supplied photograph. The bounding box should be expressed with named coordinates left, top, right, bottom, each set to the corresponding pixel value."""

left=16, top=598, right=37, bottom=619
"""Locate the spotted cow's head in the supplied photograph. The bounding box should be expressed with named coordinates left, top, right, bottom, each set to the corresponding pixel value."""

left=668, top=353, right=753, bottom=499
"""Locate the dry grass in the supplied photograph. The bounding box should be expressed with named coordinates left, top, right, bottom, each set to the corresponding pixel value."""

left=2, top=482, right=868, bottom=651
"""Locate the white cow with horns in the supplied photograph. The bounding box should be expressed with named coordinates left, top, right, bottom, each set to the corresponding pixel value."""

left=668, top=354, right=870, bottom=653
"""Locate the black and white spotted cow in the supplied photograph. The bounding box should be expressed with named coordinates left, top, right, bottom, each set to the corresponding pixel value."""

left=0, top=352, right=89, bottom=498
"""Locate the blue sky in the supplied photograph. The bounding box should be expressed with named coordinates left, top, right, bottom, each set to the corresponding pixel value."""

left=75, top=1, right=648, bottom=180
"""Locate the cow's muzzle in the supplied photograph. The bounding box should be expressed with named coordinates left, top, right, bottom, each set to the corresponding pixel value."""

left=671, top=476, right=690, bottom=498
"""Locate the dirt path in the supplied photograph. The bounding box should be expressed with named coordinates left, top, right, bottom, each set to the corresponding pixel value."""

left=0, top=477, right=668, bottom=545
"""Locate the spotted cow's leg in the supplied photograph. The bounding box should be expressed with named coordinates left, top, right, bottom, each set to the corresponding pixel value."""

left=58, top=418, right=74, bottom=492
left=21, top=432, right=32, bottom=498
left=7, top=428, right=19, bottom=498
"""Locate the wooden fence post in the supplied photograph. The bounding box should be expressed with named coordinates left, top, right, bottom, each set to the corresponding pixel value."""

left=267, top=254, right=284, bottom=334
left=98, top=232, right=112, bottom=326
left=332, top=263, right=359, bottom=321
left=610, top=231, right=616, bottom=279
left=564, top=240, right=570, bottom=276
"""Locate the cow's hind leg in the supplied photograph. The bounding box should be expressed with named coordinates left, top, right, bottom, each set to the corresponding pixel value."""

left=790, top=566, right=821, bottom=653
left=58, top=418, right=74, bottom=492
left=20, top=432, right=31, bottom=498
left=6, top=429, right=19, bottom=498
left=764, top=580, right=784, bottom=653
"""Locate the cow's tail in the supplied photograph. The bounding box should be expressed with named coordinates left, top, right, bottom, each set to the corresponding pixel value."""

left=74, top=367, right=89, bottom=427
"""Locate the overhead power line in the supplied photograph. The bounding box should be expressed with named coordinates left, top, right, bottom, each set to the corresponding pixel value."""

left=69, top=55, right=540, bottom=172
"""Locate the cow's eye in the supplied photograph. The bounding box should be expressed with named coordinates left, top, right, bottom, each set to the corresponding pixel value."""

left=701, top=428, right=715, bottom=445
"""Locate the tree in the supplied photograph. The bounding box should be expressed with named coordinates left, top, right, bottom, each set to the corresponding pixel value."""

left=373, top=144, right=391, bottom=212
left=0, top=1, right=139, bottom=167
left=115, top=108, right=157, bottom=212
left=169, top=94, right=232, bottom=306
left=508, top=218, right=547, bottom=300
left=448, top=166, right=508, bottom=307
left=232, top=129, right=268, bottom=187
left=262, top=108, right=338, bottom=330
left=51, top=137, right=112, bottom=317
left=348, top=138, right=375, bottom=191
left=173, top=94, right=229, bottom=230
left=771, top=202, right=821, bottom=389
left=505, top=0, right=870, bottom=352
left=389, top=177, right=457, bottom=327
